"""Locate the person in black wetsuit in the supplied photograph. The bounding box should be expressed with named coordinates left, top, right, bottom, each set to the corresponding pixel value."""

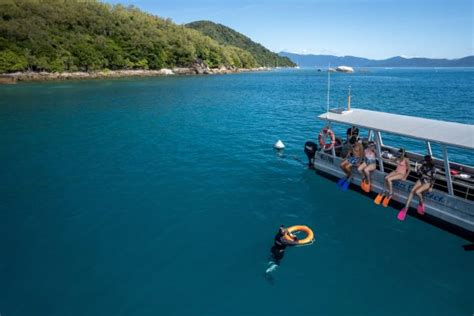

left=270, top=225, right=299, bottom=266
left=346, top=126, right=359, bottom=141
left=304, top=141, right=318, bottom=169
left=400, top=155, right=437, bottom=215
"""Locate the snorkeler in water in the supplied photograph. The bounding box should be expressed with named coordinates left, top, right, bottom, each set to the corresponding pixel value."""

left=266, top=225, right=299, bottom=274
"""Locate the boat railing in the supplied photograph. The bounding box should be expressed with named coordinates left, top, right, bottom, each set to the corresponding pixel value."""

left=380, top=157, right=473, bottom=201
left=319, top=143, right=474, bottom=202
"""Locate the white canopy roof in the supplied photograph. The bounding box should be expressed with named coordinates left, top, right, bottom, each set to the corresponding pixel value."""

left=318, top=109, right=474, bottom=150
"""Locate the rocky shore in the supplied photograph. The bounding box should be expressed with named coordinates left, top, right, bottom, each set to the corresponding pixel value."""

left=0, top=64, right=271, bottom=84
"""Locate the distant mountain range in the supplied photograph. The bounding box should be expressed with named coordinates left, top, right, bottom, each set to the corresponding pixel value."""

left=187, top=21, right=295, bottom=67
left=279, top=52, right=474, bottom=67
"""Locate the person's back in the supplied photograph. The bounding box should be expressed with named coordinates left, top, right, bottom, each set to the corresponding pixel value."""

left=273, top=231, right=287, bottom=250
left=268, top=226, right=297, bottom=268
left=346, top=126, right=359, bottom=141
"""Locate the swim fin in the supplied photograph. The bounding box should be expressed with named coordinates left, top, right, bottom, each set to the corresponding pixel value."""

left=342, top=179, right=351, bottom=191
left=266, top=263, right=278, bottom=274
left=337, top=178, right=346, bottom=187
left=417, top=203, right=425, bottom=215
left=397, top=207, right=408, bottom=221
left=374, top=193, right=384, bottom=205
left=382, top=195, right=392, bottom=207
left=361, top=180, right=371, bottom=193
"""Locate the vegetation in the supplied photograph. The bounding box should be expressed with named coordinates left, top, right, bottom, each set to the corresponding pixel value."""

left=186, top=21, right=295, bottom=68
left=0, top=0, right=260, bottom=73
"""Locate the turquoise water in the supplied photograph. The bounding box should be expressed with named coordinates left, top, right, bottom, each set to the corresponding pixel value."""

left=0, top=68, right=473, bottom=316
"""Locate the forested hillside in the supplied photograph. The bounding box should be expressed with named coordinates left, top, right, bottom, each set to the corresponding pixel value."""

left=186, top=21, right=295, bottom=67
left=0, top=0, right=259, bottom=73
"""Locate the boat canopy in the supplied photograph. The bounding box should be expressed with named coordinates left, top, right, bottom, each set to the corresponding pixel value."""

left=319, top=109, right=474, bottom=150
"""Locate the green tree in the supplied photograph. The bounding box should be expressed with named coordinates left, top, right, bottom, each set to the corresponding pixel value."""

left=0, top=49, right=27, bottom=72
left=0, top=0, right=270, bottom=73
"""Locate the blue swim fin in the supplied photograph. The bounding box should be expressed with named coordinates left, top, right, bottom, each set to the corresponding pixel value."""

left=337, top=178, right=346, bottom=187
left=342, top=179, right=351, bottom=191
left=266, top=262, right=278, bottom=274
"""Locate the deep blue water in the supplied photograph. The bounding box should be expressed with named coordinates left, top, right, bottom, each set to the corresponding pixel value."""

left=0, top=68, right=473, bottom=316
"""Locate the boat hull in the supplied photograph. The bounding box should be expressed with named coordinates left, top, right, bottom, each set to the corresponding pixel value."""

left=314, top=152, right=474, bottom=236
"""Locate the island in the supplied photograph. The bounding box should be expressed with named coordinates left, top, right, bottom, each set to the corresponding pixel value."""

left=0, top=0, right=295, bottom=82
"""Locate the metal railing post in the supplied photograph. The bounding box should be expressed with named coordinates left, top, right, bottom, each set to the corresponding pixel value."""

left=375, top=131, right=385, bottom=172
left=426, top=141, right=433, bottom=156
left=441, top=144, right=454, bottom=195
left=374, top=130, right=384, bottom=171
left=368, top=130, right=373, bottom=141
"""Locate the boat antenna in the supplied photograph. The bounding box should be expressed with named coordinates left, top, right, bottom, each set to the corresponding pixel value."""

left=347, top=85, right=351, bottom=111
left=326, top=63, right=331, bottom=114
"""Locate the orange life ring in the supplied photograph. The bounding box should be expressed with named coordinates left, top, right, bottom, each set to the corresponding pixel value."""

left=318, top=127, right=336, bottom=150
left=283, top=225, right=314, bottom=245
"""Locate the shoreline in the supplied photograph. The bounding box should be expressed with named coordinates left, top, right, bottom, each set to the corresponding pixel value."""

left=0, top=66, right=273, bottom=84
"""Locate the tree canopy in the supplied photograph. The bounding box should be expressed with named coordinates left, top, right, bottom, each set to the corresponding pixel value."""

left=186, top=20, right=295, bottom=68
left=0, top=0, right=261, bottom=73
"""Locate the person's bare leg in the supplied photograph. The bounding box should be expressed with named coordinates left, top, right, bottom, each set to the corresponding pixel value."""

left=358, top=163, right=367, bottom=180
left=415, top=183, right=430, bottom=204
left=340, top=161, right=349, bottom=177
left=346, top=163, right=353, bottom=179
left=384, top=171, right=396, bottom=193
left=364, top=164, right=376, bottom=183
left=387, top=173, right=404, bottom=195
left=404, top=181, right=422, bottom=208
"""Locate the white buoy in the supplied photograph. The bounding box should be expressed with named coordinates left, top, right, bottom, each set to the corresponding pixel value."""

left=274, top=139, right=285, bottom=150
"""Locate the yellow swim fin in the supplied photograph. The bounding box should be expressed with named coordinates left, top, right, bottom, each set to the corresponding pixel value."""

left=382, top=195, right=392, bottom=207
left=374, top=193, right=384, bottom=205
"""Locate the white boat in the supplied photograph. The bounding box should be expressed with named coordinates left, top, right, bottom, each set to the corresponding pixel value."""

left=310, top=106, right=474, bottom=236
left=336, top=66, right=354, bottom=73
left=307, top=71, right=474, bottom=238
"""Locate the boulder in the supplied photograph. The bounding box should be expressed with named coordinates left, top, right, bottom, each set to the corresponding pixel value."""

left=158, top=68, right=174, bottom=75
left=0, top=75, right=17, bottom=84
left=172, top=67, right=194, bottom=75
left=191, top=59, right=210, bottom=74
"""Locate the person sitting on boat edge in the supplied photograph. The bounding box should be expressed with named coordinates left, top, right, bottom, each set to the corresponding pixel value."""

left=338, top=136, right=364, bottom=190
left=269, top=225, right=299, bottom=266
left=397, top=155, right=437, bottom=221
left=374, top=148, right=411, bottom=207
left=338, top=126, right=359, bottom=158
left=358, top=141, right=377, bottom=192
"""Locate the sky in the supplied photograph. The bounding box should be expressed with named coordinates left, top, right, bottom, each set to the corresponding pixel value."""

left=104, top=0, right=473, bottom=59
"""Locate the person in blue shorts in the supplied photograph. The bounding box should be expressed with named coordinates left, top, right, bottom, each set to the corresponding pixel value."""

left=339, top=136, right=364, bottom=187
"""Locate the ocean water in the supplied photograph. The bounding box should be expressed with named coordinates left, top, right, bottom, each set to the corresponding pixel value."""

left=0, top=68, right=473, bottom=316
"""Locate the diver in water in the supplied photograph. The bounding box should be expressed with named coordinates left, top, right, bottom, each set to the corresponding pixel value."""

left=266, top=225, right=299, bottom=274
left=304, top=141, right=318, bottom=169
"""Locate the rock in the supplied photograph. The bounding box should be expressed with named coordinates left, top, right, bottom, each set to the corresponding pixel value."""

left=172, top=67, right=194, bottom=75
left=191, top=59, right=210, bottom=74
left=0, top=66, right=260, bottom=83
left=0, top=75, right=17, bottom=84
left=158, top=68, right=174, bottom=75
